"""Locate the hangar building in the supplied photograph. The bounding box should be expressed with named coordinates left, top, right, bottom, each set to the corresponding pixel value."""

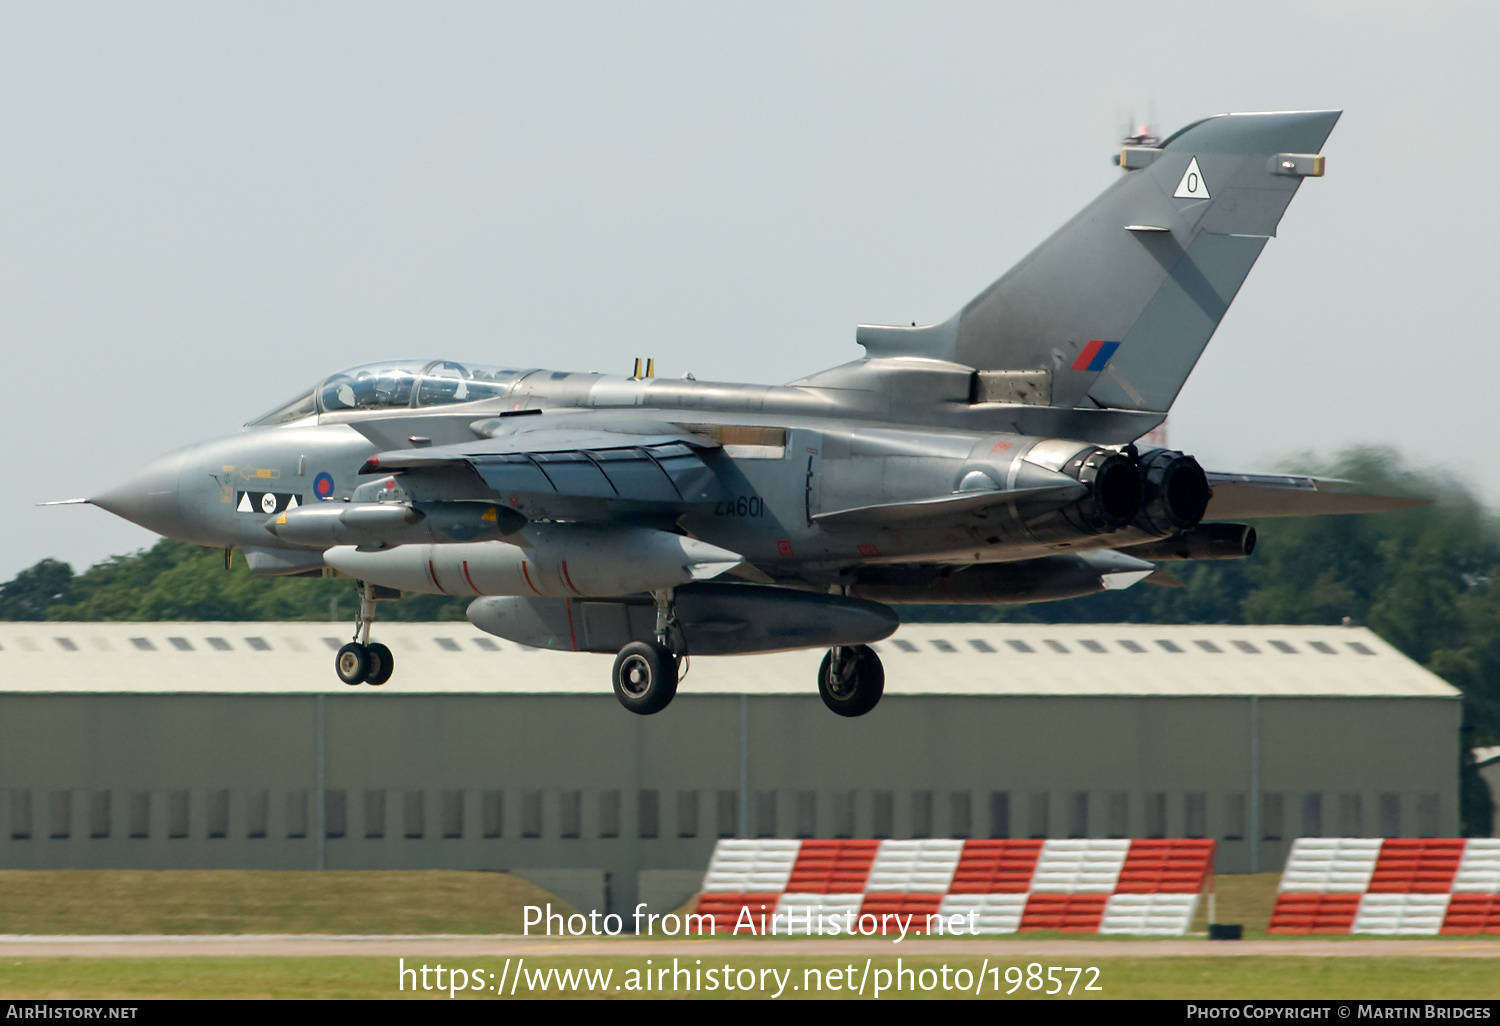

left=0, top=621, right=1461, bottom=915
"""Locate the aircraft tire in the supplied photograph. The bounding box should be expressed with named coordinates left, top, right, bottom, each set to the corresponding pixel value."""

left=612, top=641, right=679, bottom=715
left=336, top=642, right=370, bottom=685
left=818, top=645, right=884, bottom=717
left=365, top=642, right=394, bottom=686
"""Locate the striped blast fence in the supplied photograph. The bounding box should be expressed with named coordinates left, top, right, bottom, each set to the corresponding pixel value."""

left=695, top=837, right=1215, bottom=936
left=1268, top=837, right=1500, bottom=934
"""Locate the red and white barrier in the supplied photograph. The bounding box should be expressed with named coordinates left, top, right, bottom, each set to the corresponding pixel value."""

left=695, top=837, right=1215, bottom=936
left=1268, top=838, right=1500, bottom=934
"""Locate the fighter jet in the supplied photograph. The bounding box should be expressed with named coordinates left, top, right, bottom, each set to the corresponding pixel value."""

left=72, top=110, right=1415, bottom=716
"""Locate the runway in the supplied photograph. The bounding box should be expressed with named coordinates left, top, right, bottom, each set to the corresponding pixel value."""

left=1, top=935, right=1497, bottom=958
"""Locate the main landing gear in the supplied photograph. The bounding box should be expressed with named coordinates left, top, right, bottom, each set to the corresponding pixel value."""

left=335, top=582, right=395, bottom=686
left=818, top=644, right=884, bottom=717
left=611, top=589, right=682, bottom=715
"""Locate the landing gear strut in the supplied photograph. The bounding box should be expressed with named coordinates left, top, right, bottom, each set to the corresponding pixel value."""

left=335, top=581, right=395, bottom=686
left=818, top=644, right=884, bottom=717
left=611, top=588, right=681, bottom=714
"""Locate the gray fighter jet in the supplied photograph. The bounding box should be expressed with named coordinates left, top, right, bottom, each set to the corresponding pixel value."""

left=70, top=110, right=1416, bottom=715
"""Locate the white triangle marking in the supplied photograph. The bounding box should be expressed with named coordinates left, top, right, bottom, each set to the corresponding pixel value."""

left=236, top=492, right=252, bottom=513
left=287, top=495, right=299, bottom=510
left=1174, top=157, right=1210, bottom=199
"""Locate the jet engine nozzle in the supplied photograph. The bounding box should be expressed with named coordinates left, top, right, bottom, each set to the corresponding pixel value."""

left=1062, top=447, right=1143, bottom=533
left=1132, top=449, right=1210, bottom=536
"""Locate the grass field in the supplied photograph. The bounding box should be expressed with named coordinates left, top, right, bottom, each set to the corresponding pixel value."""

left=0, top=871, right=575, bottom=935
left=1, top=956, right=1497, bottom=1000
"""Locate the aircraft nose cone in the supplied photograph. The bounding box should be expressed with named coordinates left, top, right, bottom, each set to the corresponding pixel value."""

left=91, top=450, right=190, bottom=537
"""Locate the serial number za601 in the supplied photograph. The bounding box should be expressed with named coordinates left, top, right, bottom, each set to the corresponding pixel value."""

left=713, top=496, right=765, bottom=517
left=1006, top=965, right=1101, bottom=995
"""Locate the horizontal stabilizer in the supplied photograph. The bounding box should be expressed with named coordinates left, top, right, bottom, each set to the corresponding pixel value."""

left=813, top=482, right=1086, bottom=529
left=1205, top=473, right=1428, bottom=519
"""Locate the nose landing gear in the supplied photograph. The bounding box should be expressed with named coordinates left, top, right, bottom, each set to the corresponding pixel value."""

left=334, top=582, right=397, bottom=686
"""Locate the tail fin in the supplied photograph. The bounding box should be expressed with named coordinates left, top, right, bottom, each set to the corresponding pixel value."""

left=858, top=110, right=1340, bottom=412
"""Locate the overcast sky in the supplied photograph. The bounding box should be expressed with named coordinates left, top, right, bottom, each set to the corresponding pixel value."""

left=2, top=1, right=1496, bottom=582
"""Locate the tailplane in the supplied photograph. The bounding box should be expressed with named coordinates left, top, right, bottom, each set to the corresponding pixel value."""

left=857, top=110, right=1340, bottom=413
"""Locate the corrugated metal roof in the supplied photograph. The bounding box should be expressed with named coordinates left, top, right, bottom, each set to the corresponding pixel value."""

left=0, top=622, right=1457, bottom=698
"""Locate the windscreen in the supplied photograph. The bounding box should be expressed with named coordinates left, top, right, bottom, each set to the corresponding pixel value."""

left=314, top=360, right=533, bottom=414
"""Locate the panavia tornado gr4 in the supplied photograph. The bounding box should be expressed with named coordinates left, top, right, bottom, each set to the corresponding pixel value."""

left=72, top=109, right=1415, bottom=715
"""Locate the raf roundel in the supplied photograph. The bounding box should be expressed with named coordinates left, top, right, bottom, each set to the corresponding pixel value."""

left=313, top=473, right=335, bottom=500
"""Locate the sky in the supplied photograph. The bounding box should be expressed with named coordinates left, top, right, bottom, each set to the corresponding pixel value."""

left=2, top=1, right=1497, bottom=582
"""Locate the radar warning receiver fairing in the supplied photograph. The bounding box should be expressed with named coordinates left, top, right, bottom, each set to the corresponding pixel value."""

left=74, top=110, right=1419, bottom=716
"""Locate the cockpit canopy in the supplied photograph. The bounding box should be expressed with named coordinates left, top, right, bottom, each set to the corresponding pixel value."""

left=248, top=360, right=536, bottom=426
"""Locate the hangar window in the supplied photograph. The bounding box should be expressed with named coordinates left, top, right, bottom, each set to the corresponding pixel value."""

left=989, top=792, right=1011, bottom=839
left=1117, top=640, right=1145, bottom=654
left=168, top=637, right=193, bottom=651
left=893, top=639, right=919, bottom=653
left=715, top=791, right=738, bottom=839
left=1145, top=792, right=1167, bottom=839
left=1078, top=640, right=1106, bottom=653
left=1044, top=640, right=1070, bottom=654
left=207, top=637, right=232, bottom=651
left=207, top=790, right=229, bottom=839
left=754, top=792, right=777, bottom=838
left=1107, top=792, right=1128, bottom=838
left=1068, top=792, right=1089, bottom=839
left=950, top=792, right=971, bottom=839
left=930, top=639, right=957, bottom=653
left=597, top=791, right=619, bottom=838
left=403, top=791, right=425, bottom=839
left=1269, top=640, right=1297, bottom=654
left=1379, top=793, right=1400, bottom=838
left=442, top=791, right=465, bottom=839
left=1232, top=641, right=1260, bottom=654
left=1417, top=794, right=1439, bottom=838
left=325, top=791, right=346, bottom=839
left=168, top=791, right=189, bottom=838
left=54, top=637, right=77, bottom=652
left=679, top=791, right=700, bottom=838
left=245, top=637, right=270, bottom=651
left=1195, top=640, right=1222, bottom=653
left=1223, top=793, right=1246, bottom=841
left=833, top=791, right=855, bottom=839
left=1301, top=793, right=1323, bottom=838
left=1027, top=793, right=1050, bottom=839
left=872, top=792, right=894, bottom=839
left=1347, top=642, right=1376, bottom=656
left=911, top=792, right=933, bottom=838
left=968, top=639, right=995, bottom=653
left=473, top=638, right=499, bottom=651
left=322, top=638, right=341, bottom=651
left=128, top=792, right=150, bottom=839
left=1184, top=793, right=1206, bottom=838
left=130, top=637, right=154, bottom=651
left=366, top=790, right=386, bottom=838
left=1338, top=793, right=1363, bottom=837
left=795, top=792, right=816, bottom=838
left=9, top=790, right=32, bottom=839
left=482, top=791, right=503, bottom=838
left=1262, top=793, right=1284, bottom=841
left=1308, top=641, right=1336, bottom=654
left=1155, top=640, right=1183, bottom=653
left=558, top=791, right=580, bottom=839
left=639, top=790, right=660, bottom=839
left=1005, top=640, right=1034, bottom=654
left=434, top=638, right=461, bottom=652
left=286, top=790, right=308, bottom=838
left=246, top=791, right=268, bottom=839
left=48, top=792, right=70, bottom=839
left=89, top=791, right=110, bottom=839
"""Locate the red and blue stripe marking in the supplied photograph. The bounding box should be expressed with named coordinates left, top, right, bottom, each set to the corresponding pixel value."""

left=1070, top=340, right=1121, bottom=373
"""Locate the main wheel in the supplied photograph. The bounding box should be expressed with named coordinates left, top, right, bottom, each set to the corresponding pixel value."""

left=612, top=641, right=679, bottom=715
left=336, top=642, right=370, bottom=685
left=818, top=644, right=884, bottom=717
left=364, top=642, right=394, bottom=686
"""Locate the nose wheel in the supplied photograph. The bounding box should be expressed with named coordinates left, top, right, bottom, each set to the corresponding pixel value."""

left=334, top=583, right=396, bottom=686
left=818, top=644, right=883, bottom=717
